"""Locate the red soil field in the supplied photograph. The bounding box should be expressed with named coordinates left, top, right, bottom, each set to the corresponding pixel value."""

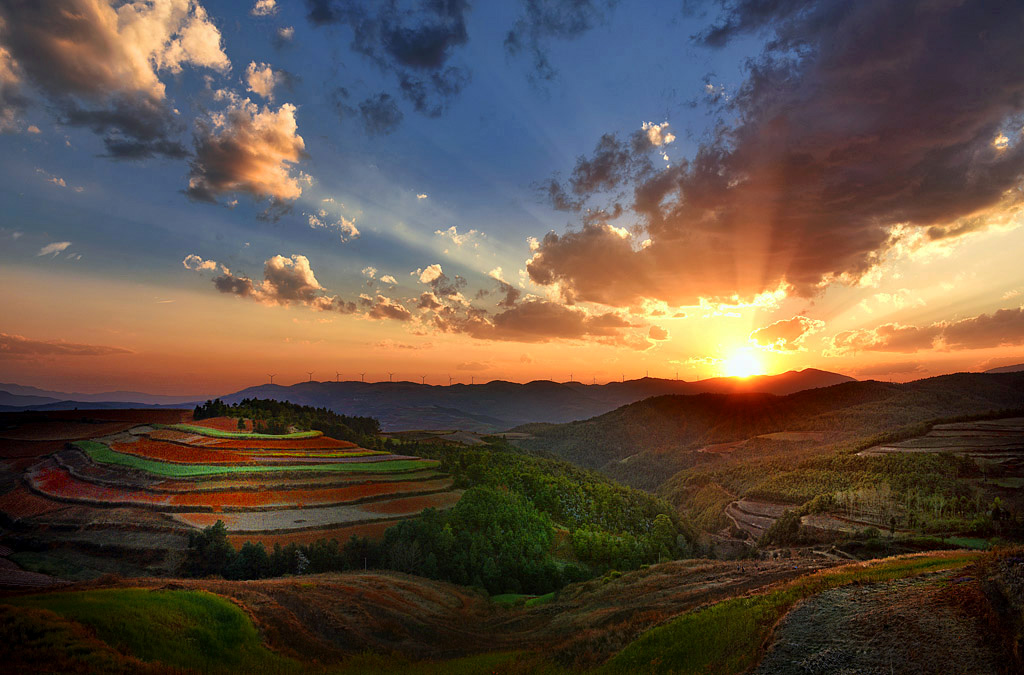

left=189, top=416, right=253, bottom=432
left=28, top=461, right=453, bottom=511
left=147, top=428, right=200, bottom=443
left=358, top=491, right=463, bottom=515
left=111, top=438, right=375, bottom=464
left=195, top=436, right=359, bottom=450
left=227, top=520, right=400, bottom=548
left=0, top=439, right=66, bottom=459
left=110, top=439, right=242, bottom=464
left=0, top=486, right=67, bottom=519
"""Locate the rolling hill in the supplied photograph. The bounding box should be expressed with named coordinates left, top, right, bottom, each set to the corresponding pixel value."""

left=512, top=372, right=1024, bottom=489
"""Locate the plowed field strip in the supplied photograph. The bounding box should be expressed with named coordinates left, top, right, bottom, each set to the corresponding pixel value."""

left=109, top=439, right=383, bottom=464
left=75, top=441, right=438, bottom=477
left=28, top=461, right=453, bottom=512
left=172, top=491, right=463, bottom=532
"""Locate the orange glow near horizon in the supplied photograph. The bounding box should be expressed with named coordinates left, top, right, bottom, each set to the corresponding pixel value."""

left=722, top=349, right=766, bottom=378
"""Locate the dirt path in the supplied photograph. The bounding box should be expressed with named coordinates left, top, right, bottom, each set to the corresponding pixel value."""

left=753, top=571, right=1002, bottom=674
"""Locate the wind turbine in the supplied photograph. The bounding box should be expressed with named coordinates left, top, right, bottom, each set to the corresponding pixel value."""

left=336, top=371, right=341, bottom=382
left=471, top=375, right=475, bottom=385
left=359, top=372, right=365, bottom=382
left=388, top=372, right=393, bottom=382
left=448, top=375, right=453, bottom=386
left=421, top=375, right=426, bottom=384
left=267, top=374, right=276, bottom=385
left=569, top=372, right=573, bottom=383
left=307, top=371, right=314, bottom=382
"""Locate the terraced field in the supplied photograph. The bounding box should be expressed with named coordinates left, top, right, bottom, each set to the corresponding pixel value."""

left=860, top=417, right=1024, bottom=465
left=0, top=413, right=460, bottom=579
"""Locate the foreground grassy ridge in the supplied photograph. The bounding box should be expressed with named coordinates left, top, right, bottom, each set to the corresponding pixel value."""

left=602, top=551, right=981, bottom=675
left=157, top=423, right=322, bottom=440
left=74, top=441, right=438, bottom=477
left=4, top=588, right=298, bottom=673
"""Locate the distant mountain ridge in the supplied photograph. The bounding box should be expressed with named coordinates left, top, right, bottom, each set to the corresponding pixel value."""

left=0, top=369, right=853, bottom=430
left=215, top=368, right=854, bottom=432
left=986, top=363, right=1024, bottom=374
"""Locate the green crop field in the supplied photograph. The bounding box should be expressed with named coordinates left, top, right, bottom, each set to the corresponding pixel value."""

left=156, top=423, right=322, bottom=439
left=4, top=588, right=299, bottom=673
left=74, top=441, right=439, bottom=478
left=602, top=551, right=980, bottom=675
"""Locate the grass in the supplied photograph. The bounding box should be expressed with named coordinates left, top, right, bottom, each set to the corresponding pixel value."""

left=75, top=441, right=438, bottom=477
left=156, top=424, right=322, bottom=440
left=5, top=588, right=299, bottom=673
left=942, top=536, right=990, bottom=550
left=491, top=592, right=556, bottom=608
left=601, top=550, right=981, bottom=675
left=323, top=651, right=570, bottom=674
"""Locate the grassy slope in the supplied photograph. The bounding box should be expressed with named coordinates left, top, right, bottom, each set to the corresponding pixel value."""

left=74, top=440, right=438, bottom=477
left=601, top=551, right=980, bottom=675
left=4, top=588, right=298, bottom=673
left=157, top=423, right=322, bottom=440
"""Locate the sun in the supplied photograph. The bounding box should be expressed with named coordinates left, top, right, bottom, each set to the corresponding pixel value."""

left=722, top=349, right=766, bottom=378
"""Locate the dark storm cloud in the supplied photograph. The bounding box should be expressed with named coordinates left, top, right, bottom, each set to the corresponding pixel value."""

left=304, top=0, right=470, bottom=117
left=505, top=0, right=620, bottom=82
left=359, top=92, right=404, bottom=135
left=529, top=0, right=1024, bottom=307
left=61, top=96, right=188, bottom=159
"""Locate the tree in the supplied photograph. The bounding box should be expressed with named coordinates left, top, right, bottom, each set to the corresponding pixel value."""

left=184, top=520, right=235, bottom=577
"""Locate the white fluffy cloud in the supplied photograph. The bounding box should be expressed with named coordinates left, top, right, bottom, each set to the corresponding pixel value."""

left=309, top=209, right=359, bottom=241
left=642, top=121, right=675, bottom=146
left=418, top=264, right=444, bottom=284
left=187, top=98, right=307, bottom=214
left=250, top=0, right=277, bottom=16
left=245, top=62, right=283, bottom=100
left=37, top=242, right=71, bottom=257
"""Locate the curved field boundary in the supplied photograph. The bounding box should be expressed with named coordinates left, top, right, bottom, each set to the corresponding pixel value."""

left=154, top=424, right=322, bottom=440
left=26, top=461, right=455, bottom=513
left=170, top=491, right=462, bottom=533
left=55, top=450, right=442, bottom=492
left=108, top=439, right=386, bottom=465
left=142, top=430, right=360, bottom=451
left=73, top=441, right=439, bottom=478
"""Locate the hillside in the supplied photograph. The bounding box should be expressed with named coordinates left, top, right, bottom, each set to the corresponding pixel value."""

left=513, top=372, right=1024, bottom=489
left=2, top=548, right=1020, bottom=673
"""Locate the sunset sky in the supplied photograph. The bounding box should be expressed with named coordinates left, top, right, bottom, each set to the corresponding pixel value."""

left=2, top=0, right=1024, bottom=396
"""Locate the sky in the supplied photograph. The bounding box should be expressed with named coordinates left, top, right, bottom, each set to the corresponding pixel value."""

left=1, top=0, right=1024, bottom=396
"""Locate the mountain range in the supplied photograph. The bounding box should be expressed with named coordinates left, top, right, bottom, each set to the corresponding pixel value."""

left=0, top=369, right=854, bottom=431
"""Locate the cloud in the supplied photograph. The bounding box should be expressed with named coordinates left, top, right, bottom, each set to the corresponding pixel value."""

left=187, top=98, right=307, bottom=217
left=749, top=315, right=824, bottom=351
left=648, top=325, right=669, bottom=341
left=434, top=225, right=481, bottom=247
left=245, top=62, right=285, bottom=100
left=365, top=294, right=413, bottom=322
left=182, top=253, right=222, bottom=272
left=358, top=92, right=403, bottom=135
left=37, top=242, right=71, bottom=257
left=251, top=0, right=277, bottom=16
left=417, top=264, right=444, bottom=284
left=505, top=0, right=619, bottom=83
left=826, top=306, right=1024, bottom=355
left=308, top=209, right=359, bottom=241
left=0, top=0, right=228, bottom=158
left=432, top=298, right=644, bottom=346
left=457, top=361, right=489, bottom=371
left=851, top=361, right=928, bottom=381
left=305, top=0, right=470, bottom=117
left=641, top=121, right=675, bottom=147
left=379, top=274, right=397, bottom=285
left=0, top=332, right=131, bottom=358
left=528, top=0, right=1024, bottom=307
left=361, top=266, right=377, bottom=279
left=417, top=193, right=428, bottom=199
left=276, top=26, right=295, bottom=43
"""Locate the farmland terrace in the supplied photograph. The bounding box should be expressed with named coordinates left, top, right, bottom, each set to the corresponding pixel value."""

left=0, top=412, right=458, bottom=583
